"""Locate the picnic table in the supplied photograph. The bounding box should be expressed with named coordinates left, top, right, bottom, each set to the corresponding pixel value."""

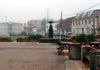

left=57, top=42, right=71, bottom=55
left=90, top=42, right=100, bottom=49
left=83, top=42, right=100, bottom=70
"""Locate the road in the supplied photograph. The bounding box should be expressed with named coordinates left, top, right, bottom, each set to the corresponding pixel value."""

left=0, top=42, right=66, bottom=70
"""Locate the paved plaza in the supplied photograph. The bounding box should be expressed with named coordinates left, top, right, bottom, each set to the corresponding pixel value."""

left=0, top=42, right=66, bottom=70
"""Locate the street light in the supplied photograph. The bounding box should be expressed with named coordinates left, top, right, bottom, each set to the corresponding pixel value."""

left=92, top=24, right=95, bottom=35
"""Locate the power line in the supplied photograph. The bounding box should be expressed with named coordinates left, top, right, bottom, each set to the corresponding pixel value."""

left=63, top=3, right=100, bottom=17
left=79, top=3, right=100, bottom=13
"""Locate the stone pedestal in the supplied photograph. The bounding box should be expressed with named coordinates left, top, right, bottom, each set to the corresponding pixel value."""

left=49, top=24, right=53, bottom=38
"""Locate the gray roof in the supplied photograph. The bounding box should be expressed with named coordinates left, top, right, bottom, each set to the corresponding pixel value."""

left=73, top=9, right=100, bottom=20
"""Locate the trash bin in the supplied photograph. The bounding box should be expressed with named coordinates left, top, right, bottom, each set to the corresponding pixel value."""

left=69, top=42, right=81, bottom=60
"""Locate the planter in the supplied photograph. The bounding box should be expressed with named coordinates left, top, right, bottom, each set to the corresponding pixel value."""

left=0, top=39, right=12, bottom=42
left=39, top=38, right=59, bottom=43
left=16, top=39, right=38, bottom=42
left=80, top=42, right=90, bottom=45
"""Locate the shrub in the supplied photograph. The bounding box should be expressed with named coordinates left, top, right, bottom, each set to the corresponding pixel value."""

left=71, top=33, right=96, bottom=42
left=75, top=34, right=87, bottom=42
left=17, top=36, right=28, bottom=39
left=34, top=34, right=43, bottom=39
left=28, top=35, right=35, bottom=39
left=71, top=36, right=78, bottom=41
left=86, top=34, right=96, bottom=42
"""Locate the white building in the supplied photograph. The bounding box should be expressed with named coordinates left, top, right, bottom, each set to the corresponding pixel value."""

left=0, top=23, right=9, bottom=36
left=36, top=21, right=42, bottom=34
left=11, top=23, right=23, bottom=35
left=0, top=22, right=23, bottom=36
left=72, top=10, right=100, bottom=35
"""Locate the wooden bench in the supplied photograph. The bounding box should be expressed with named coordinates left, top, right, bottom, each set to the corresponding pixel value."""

left=83, top=47, right=100, bottom=70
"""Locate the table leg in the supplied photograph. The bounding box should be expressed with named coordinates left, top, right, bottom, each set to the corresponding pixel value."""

left=59, top=45, right=64, bottom=55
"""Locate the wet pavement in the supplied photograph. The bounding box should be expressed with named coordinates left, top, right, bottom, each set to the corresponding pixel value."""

left=0, top=42, right=66, bottom=70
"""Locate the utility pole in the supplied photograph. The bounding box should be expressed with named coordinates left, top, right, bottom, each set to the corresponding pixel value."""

left=46, top=8, right=49, bottom=35
left=59, top=11, right=62, bottom=41
left=47, top=8, right=49, bottom=21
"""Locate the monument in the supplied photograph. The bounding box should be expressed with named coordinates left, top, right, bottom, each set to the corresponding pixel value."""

left=48, top=20, right=54, bottom=38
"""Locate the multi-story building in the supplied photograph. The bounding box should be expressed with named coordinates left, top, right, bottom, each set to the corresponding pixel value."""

left=56, top=17, right=74, bottom=35
left=23, top=23, right=29, bottom=34
left=11, top=23, right=23, bottom=35
left=36, top=21, right=42, bottom=34
left=72, top=10, right=100, bottom=35
left=0, top=22, right=23, bottom=36
left=41, top=19, right=47, bottom=35
left=0, top=23, right=9, bottom=36
left=26, top=20, right=42, bottom=34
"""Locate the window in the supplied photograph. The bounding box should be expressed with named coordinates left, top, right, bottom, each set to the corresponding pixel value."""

left=93, top=19, right=95, bottom=23
left=85, top=20, right=87, bottom=25
left=76, top=21, right=77, bottom=25
left=76, top=28, right=80, bottom=33
left=86, top=28, right=91, bottom=34
left=81, top=20, right=83, bottom=25
left=73, top=29, right=75, bottom=33
left=89, top=19, right=91, bottom=24
left=79, top=21, right=80, bottom=25
left=82, top=20, right=84, bottom=25
left=73, top=23, right=75, bottom=26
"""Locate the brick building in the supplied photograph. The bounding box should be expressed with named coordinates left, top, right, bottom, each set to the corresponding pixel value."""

left=56, top=17, right=74, bottom=35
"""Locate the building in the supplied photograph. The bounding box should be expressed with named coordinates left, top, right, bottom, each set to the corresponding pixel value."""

left=23, top=20, right=42, bottom=35
left=11, top=23, right=23, bottom=35
left=0, top=22, right=23, bottom=36
left=23, top=23, right=29, bottom=34
left=72, top=10, right=100, bottom=35
left=0, top=23, right=9, bottom=36
left=27, top=20, right=37, bottom=34
left=41, top=19, right=47, bottom=35
left=36, top=21, right=42, bottom=34
left=56, top=17, right=74, bottom=35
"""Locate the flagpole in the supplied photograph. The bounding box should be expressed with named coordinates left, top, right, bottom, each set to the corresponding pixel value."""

left=59, top=11, right=62, bottom=41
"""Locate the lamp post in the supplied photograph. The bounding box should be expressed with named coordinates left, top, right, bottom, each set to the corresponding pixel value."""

left=92, top=24, right=95, bottom=35
left=48, top=20, right=54, bottom=38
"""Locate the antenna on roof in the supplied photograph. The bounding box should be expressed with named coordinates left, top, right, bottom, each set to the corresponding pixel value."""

left=4, top=16, right=7, bottom=22
left=47, top=8, right=49, bottom=21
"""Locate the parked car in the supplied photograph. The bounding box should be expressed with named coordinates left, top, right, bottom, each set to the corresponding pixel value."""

left=66, top=32, right=73, bottom=37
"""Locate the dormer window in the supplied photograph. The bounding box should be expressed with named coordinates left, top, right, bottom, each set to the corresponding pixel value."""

left=82, top=12, right=87, bottom=17
left=88, top=10, right=94, bottom=16
left=76, top=13, right=81, bottom=18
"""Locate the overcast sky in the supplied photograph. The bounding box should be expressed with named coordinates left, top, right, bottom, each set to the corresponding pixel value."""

left=0, top=0, right=100, bottom=23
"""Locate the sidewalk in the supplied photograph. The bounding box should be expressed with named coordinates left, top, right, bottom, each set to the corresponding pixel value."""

left=37, top=42, right=89, bottom=70
left=64, top=50, right=89, bottom=70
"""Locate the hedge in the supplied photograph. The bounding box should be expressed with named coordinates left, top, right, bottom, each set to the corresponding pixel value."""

left=39, top=38, right=59, bottom=43
left=0, top=37, right=12, bottom=41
